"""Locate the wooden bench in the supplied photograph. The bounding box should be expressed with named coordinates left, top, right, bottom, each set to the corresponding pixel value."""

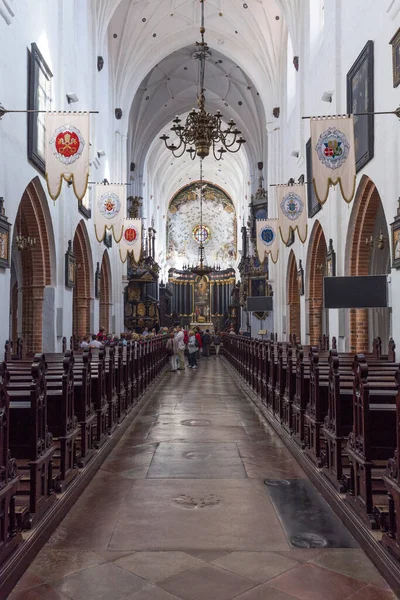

left=8, top=354, right=57, bottom=529
left=382, top=376, right=400, bottom=560
left=346, top=354, right=399, bottom=528
left=0, top=361, right=22, bottom=563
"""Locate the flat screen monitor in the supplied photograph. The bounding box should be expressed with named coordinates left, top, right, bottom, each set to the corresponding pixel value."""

left=323, top=275, right=388, bottom=309
left=247, top=296, right=273, bottom=312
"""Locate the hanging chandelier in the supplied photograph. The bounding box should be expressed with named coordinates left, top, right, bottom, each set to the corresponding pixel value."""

left=15, top=209, right=36, bottom=251
left=160, top=0, right=246, bottom=161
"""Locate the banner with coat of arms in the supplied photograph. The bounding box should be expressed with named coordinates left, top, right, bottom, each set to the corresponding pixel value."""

left=310, top=116, right=356, bottom=204
left=45, top=113, right=90, bottom=201
left=119, top=219, right=142, bottom=264
left=277, top=184, right=308, bottom=244
left=94, top=184, right=125, bottom=243
left=256, top=219, right=280, bottom=264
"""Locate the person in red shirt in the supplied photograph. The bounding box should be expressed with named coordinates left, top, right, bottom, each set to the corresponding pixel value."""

left=97, top=327, right=106, bottom=342
left=195, top=327, right=202, bottom=360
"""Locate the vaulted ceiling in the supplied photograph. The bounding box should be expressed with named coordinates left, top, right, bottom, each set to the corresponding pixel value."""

left=91, top=0, right=301, bottom=264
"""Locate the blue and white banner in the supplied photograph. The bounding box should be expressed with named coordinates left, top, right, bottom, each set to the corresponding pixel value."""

left=311, top=116, right=356, bottom=204
left=277, top=184, right=307, bottom=244
left=94, top=184, right=125, bottom=243
left=256, top=219, right=279, bottom=264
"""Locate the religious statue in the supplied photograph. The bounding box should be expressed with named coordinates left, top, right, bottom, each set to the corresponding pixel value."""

left=194, top=277, right=210, bottom=322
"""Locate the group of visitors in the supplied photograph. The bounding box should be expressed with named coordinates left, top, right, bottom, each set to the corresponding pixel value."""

left=79, top=327, right=160, bottom=349
left=165, top=326, right=222, bottom=372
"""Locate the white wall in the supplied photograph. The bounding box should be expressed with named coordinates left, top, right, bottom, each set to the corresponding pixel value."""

left=0, top=0, right=126, bottom=352
left=269, top=0, right=400, bottom=348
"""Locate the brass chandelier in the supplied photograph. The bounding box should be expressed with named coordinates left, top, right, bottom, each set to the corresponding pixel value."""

left=160, top=0, right=246, bottom=161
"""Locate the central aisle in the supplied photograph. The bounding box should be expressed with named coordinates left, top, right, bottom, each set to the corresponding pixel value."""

left=9, top=358, right=396, bottom=599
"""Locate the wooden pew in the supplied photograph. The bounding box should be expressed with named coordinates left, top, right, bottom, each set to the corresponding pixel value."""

left=346, top=354, right=398, bottom=528
left=382, top=375, right=400, bottom=559
left=282, top=344, right=296, bottom=435
left=322, top=350, right=353, bottom=491
left=0, top=362, right=22, bottom=563
left=7, top=352, right=81, bottom=490
left=292, top=345, right=310, bottom=449
left=8, top=354, right=57, bottom=529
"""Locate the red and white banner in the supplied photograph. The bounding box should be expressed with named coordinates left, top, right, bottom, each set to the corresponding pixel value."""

left=256, top=219, right=279, bottom=264
left=94, top=184, right=125, bottom=243
left=310, top=116, right=356, bottom=204
left=277, top=184, right=308, bottom=244
left=119, top=219, right=142, bottom=264
left=45, top=113, right=90, bottom=201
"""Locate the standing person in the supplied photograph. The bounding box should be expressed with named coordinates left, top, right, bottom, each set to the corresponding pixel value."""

left=203, top=329, right=211, bottom=357
left=213, top=330, right=221, bottom=356
left=80, top=336, right=90, bottom=349
left=142, top=327, right=149, bottom=337
left=97, top=327, right=106, bottom=342
left=175, top=325, right=185, bottom=370
left=187, top=330, right=198, bottom=369
left=89, top=334, right=103, bottom=349
left=194, top=327, right=202, bottom=360
left=166, top=332, right=179, bottom=372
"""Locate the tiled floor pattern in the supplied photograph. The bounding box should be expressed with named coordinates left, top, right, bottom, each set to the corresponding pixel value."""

left=8, top=358, right=397, bottom=599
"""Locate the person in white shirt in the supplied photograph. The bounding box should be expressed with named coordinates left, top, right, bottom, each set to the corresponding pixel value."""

left=80, top=336, right=90, bottom=349
left=89, top=334, right=103, bottom=349
left=175, top=326, right=185, bottom=370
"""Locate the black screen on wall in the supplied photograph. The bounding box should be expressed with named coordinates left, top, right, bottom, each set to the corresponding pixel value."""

left=324, top=276, right=387, bottom=309
left=247, top=297, right=274, bottom=312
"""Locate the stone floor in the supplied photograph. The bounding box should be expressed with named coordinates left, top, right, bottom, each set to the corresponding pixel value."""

left=8, top=357, right=397, bottom=599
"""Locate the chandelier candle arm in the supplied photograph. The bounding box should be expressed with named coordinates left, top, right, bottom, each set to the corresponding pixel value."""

left=159, top=0, right=246, bottom=160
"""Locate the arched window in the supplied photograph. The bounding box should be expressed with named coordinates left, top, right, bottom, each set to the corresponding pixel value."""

left=286, top=34, right=296, bottom=116
left=310, top=0, right=325, bottom=48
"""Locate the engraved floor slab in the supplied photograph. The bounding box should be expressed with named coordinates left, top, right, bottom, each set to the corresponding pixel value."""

left=264, top=479, right=358, bottom=549
left=147, top=442, right=247, bottom=479
left=108, top=479, right=290, bottom=552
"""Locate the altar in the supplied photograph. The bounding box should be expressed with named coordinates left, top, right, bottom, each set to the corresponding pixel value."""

left=190, top=322, right=214, bottom=333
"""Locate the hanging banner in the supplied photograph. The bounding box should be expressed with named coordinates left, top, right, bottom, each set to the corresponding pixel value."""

left=94, top=184, right=125, bottom=243
left=310, top=116, right=356, bottom=204
left=256, top=219, right=279, bottom=264
left=119, top=219, right=142, bottom=264
left=45, top=112, right=90, bottom=201
left=277, top=184, right=308, bottom=243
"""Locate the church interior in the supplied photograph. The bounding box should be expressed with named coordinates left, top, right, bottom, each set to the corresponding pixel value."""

left=1, top=0, right=400, bottom=598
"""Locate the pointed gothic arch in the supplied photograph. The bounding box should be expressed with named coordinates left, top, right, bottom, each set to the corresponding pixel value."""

left=11, top=177, right=56, bottom=354
left=287, top=250, right=301, bottom=342
left=345, top=175, right=390, bottom=352
left=306, top=220, right=328, bottom=345
left=72, top=220, right=93, bottom=342
left=99, top=250, right=112, bottom=333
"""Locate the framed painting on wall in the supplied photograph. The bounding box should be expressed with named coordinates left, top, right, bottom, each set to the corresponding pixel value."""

left=297, top=259, right=304, bottom=296
left=390, top=27, right=400, bottom=88
left=95, top=262, right=101, bottom=299
left=0, top=198, right=11, bottom=269
left=391, top=206, right=400, bottom=269
left=325, top=239, right=336, bottom=277
left=346, top=40, right=374, bottom=172
left=27, top=43, right=53, bottom=174
left=65, top=240, right=76, bottom=288
left=306, top=138, right=322, bottom=218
